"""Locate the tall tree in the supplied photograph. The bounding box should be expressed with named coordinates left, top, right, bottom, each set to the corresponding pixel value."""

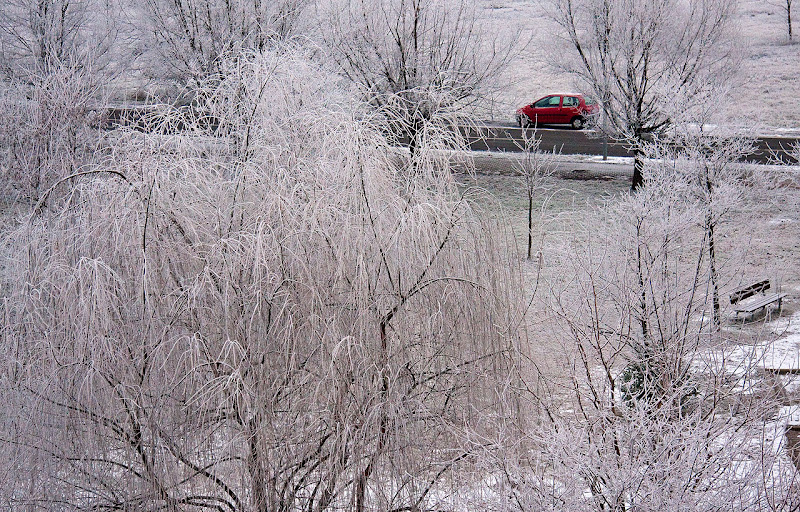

left=0, top=0, right=116, bottom=76
left=770, top=0, right=794, bottom=41
left=140, top=0, right=309, bottom=84
left=323, top=0, right=519, bottom=165
left=550, top=0, right=740, bottom=190
left=649, top=130, right=751, bottom=329
left=0, top=0, right=112, bottom=205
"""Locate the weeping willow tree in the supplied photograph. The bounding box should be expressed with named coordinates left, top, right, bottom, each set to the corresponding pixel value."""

left=0, top=49, right=524, bottom=512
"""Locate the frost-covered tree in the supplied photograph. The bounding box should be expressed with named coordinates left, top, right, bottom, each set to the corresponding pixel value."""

left=514, top=129, right=558, bottom=261
left=0, top=0, right=113, bottom=206
left=0, top=49, right=523, bottom=512
left=0, top=61, right=107, bottom=207
left=647, top=130, right=752, bottom=329
left=0, top=0, right=116, bottom=76
left=322, top=0, right=518, bottom=163
left=139, top=0, right=310, bottom=84
left=550, top=0, right=740, bottom=189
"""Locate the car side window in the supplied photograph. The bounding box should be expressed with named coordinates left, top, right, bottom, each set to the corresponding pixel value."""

left=534, top=96, right=553, bottom=108
left=563, top=96, right=579, bottom=107
left=549, top=96, right=562, bottom=107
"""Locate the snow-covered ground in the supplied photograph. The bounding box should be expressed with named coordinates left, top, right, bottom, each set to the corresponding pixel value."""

left=690, top=311, right=800, bottom=407
left=765, top=312, right=800, bottom=397
left=766, top=311, right=800, bottom=371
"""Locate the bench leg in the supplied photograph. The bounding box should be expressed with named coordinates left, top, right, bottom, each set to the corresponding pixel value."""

left=766, top=299, right=783, bottom=321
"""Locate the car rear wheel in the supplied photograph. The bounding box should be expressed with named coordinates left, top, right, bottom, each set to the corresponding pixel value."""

left=570, top=116, right=585, bottom=130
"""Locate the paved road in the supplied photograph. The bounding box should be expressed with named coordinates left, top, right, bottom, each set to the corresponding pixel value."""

left=465, top=124, right=800, bottom=165
left=106, top=105, right=798, bottom=165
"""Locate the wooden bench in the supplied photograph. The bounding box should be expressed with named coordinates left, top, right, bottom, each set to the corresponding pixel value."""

left=729, top=279, right=787, bottom=319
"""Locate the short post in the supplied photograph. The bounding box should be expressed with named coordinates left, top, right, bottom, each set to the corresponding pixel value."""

left=602, top=107, right=608, bottom=161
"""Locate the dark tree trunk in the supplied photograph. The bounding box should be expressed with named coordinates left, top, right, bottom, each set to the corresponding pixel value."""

left=636, top=221, right=649, bottom=341
left=408, top=127, right=418, bottom=161
left=707, top=214, right=720, bottom=329
left=631, top=146, right=645, bottom=191
left=355, top=319, right=392, bottom=512
left=248, top=421, right=269, bottom=512
left=406, top=120, right=423, bottom=174
left=704, top=169, right=721, bottom=329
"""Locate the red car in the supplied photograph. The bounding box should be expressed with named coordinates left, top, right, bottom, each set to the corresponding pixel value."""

left=515, top=94, right=598, bottom=130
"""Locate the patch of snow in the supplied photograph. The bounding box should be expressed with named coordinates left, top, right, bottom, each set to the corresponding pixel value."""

left=765, top=127, right=800, bottom=137
left=758, top=311, right=800, bottom=372
left=759, top=338, right=800, bottom=371
left=782, top=377, right=800, bottom=394
left=694, top=344, right=760, bottom=393
left=577, top=155, right=633, bottom=166
left=476, top=149, right=632, bottom=166
left=767, top=218, right=795, bottom=226
left=693, top=314, right=800, bottom=391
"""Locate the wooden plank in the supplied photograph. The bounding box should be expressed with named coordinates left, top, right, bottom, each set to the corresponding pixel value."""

left=729, top=279, right=771, bottom=304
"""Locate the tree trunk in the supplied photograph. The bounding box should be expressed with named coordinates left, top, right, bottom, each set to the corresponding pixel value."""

left=248, top=420, right=269, bottom=512
left=407, top=121, right=422, bottom=175
left=705, top=168, right=720, bottom=329
left=408, top=127, right=418, bottom=162
left=707, top=214, right=720, bottom=329
left=355, top=318, right=392, bottom=512
left=631, top=146, right=645, bottom=191
left=527, top=191, right=533, bottom=259
left=636, top=221, right=649, bottom=341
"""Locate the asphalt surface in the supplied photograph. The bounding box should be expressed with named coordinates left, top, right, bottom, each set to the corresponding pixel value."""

left=465, top=123, right=800, bottom=165
left=106, top=105, right=798, bottom=165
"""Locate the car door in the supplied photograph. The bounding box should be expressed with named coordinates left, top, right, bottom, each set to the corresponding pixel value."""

left=559, top=96, right=581, bottom=123
left=531, top=95, right=562, bottom=124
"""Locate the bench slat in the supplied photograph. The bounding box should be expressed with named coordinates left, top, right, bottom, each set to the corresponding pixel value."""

left=733, top=293, right=787, bottom=313
left=730, top=279, right=771, bottom=304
